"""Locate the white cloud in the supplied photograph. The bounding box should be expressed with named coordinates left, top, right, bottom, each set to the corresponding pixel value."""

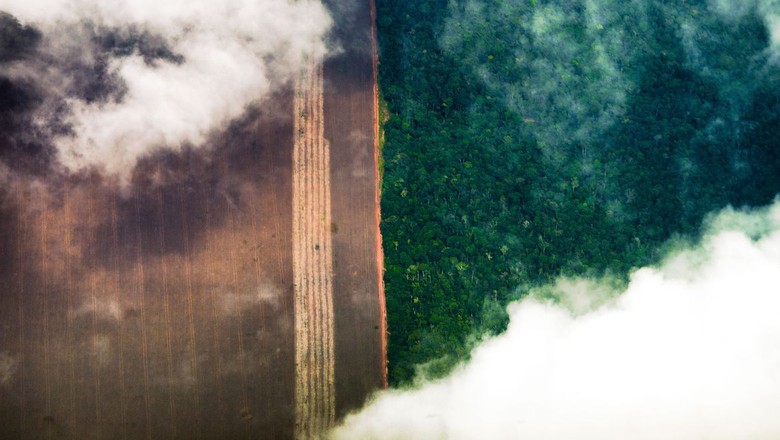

left=0, top=162, right=9, bottom=186
left=705, top=0, right=780, bottom=65
left=219, top=282, right=281, bottom=317
left=70, top=298, right=122, bottom=321
left=90, top=334, right=112, bottom=368
left=331, top=201, right=780, bottom=440
left=0, top=0, right=332, bottom=180
left=0, top=352, right=17, bottom=386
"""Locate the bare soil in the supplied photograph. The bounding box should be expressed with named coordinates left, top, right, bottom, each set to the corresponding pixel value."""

left=324, top=0, right=387, bottom=419
left=0, top=100, right=299, bottom=439
left=0, top=1, right=384, bottom=439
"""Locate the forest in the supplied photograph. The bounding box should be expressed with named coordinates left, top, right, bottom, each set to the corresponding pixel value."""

left=375, top=0, right=780, bottom=384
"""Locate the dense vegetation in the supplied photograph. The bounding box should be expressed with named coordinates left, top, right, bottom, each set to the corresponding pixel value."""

left=375, top=0, right=780, bottom=385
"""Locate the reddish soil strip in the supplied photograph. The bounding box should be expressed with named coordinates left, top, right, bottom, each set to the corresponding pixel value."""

left=369, top=0, right=389, bottom=389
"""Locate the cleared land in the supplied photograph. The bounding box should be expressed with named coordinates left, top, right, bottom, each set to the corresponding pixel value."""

left=0, top=1, right=384, bottom=439
left=0, top=97, right=299, bottom=439
left=325, top=0, right=387, bottom=416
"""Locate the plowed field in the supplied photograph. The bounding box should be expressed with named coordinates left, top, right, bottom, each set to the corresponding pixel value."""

left=0, top=1, right=384, bottom=438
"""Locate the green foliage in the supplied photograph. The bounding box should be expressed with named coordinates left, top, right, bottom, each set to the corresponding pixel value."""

left=376, top=0, right=780, bottom=385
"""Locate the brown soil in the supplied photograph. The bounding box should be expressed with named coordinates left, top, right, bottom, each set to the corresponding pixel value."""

left=324, top=0, right=387, bottom=420
left=0, top=1, right=385, bottom=439
left=0, top=93, right=298, bottom=439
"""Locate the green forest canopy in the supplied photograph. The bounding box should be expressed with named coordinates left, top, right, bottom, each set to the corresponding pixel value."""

left=376, top=0, right=780, bottom=385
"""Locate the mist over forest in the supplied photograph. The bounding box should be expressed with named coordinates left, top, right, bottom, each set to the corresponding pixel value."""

left=335, top=202, right=780, bottom=438
left=375, top=0, right=780, bottom=383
